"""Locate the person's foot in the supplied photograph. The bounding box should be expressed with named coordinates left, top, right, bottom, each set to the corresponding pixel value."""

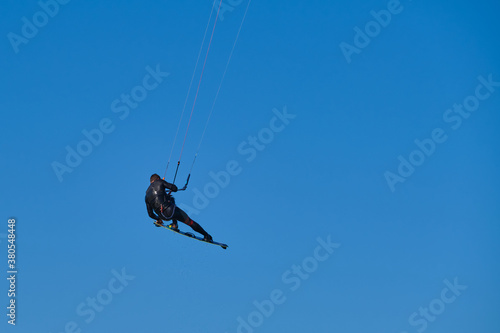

left=168, top=222, right=179, bottom=231
left=203, top=234, right=213, bottom=242
left=154, top=220, right=164, bottom=227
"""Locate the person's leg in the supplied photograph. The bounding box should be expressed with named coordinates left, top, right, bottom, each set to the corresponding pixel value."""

left=168, top=218, right=179, bottom=230
left=173, top=207, right=212, bottom=241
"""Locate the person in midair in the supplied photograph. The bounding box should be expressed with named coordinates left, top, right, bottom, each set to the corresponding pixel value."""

left=145, top=173, right=213, bottom=241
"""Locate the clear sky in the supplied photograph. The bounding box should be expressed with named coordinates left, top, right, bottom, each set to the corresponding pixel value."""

left=1, top=0, right=499, bottom=332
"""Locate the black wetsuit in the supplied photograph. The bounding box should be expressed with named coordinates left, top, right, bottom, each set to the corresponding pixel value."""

left=145, top=179, right=211, bottom=239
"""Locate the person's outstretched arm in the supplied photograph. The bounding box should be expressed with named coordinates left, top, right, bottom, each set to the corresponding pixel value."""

left=161, top=179, right=178, bottom=193
left=145, top=197, right=160, bottom=220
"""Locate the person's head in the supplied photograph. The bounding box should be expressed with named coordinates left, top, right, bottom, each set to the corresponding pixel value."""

left=150, top=174, right=161, bottom=183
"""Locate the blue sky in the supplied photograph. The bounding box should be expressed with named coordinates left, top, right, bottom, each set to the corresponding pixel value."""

left=1, top=0, right=499, bottom=332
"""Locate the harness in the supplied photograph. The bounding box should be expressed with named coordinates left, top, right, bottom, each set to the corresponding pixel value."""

left=159, top=195, right=175, bottom=220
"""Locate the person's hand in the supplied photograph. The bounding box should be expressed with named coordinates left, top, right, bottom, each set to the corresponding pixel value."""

left=171, top=184, right=178, bottom=192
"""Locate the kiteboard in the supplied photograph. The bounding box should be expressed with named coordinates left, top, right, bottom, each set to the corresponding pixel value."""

left=154, top=222, right=228, bottom=249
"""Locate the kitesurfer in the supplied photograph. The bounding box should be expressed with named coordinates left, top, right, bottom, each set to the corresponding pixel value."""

left=145, top=173, right=213, bottom=241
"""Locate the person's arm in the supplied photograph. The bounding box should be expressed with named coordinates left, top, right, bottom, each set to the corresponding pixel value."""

left=161, top=179, right=178, bottom=193
left=145, top=197, right=160, bottom=220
